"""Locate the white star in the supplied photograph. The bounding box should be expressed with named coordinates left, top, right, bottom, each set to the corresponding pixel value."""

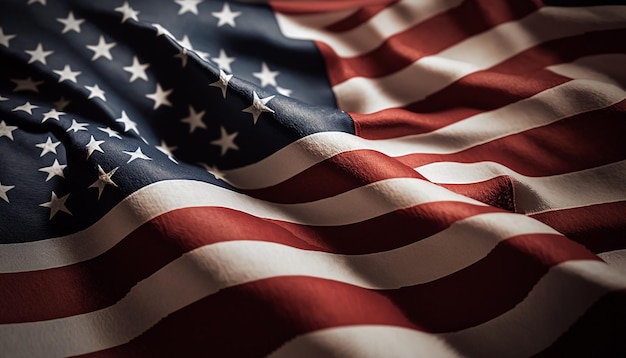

left=35, top=136, right=61, bottom=157
left=85, top=84, right=106, bottom=101
left=0, top=120, right=17, bottom=140
left=42, top=108, right=65, bottom=123
left=210, top=69, right=232, bottom=99
left=28, top=0, right=46, bottom=5
left=86, top=35, right=116, bottom=61
left=123, top=147, right=152, bottom=163
left=12, top=102, right=38, bottom=115
left=156, top=140, right=178, bottom=163
left=38, top=159, right=66, bottom=181
left=115, top=2, right=140, bottom=23
left=98, top=126, right=122, bottom=139
left=194, top=48, right=210, bottom=62
left=115, top=110, right=139, bottom=135
left=211, top=3, right=241, bottom=27
left=242, top=91, right=275, bottom=124
left=123, top=56, right=149, bottom=82
left=211, top=49, right=235, bottom=73
left=66, top=119, right=89, bottom=132
left=180, top=105, right=206, bottom=133
left=178, top=35, right=194, bottom=52
left=198, top=162, right=225, bottom=181
left=152, top=23, right=175, bottom=38
left=253, top=62, right=279, bottom=87
left=25, top=43, right=54, bottom=65
left=210, top=126, right=238, bottom=156
left=85, top=135, right=105, bottom=158
left=145, top=84, right=173, bottom=109
left=175, top=47, right=189, bottom=67
left=175, top=0, right=203, bottom=15
left=89, top=165, right=119, bottom=199
left=40, top=191, right=72, bottom=220
left=177, top=35, right=209, bottom=61
left=53, top=64, right=81, bottom=83
left=0, top=27, right=16, bottom=47
left=0, top=182, right=14, bottom=203
left=11, top=77, right=44, bottom=92
left=54, top=97, right=71, bottom=111
left=276, top=86, right=292, bottom=97
left=57, top=11, right=85, bottom=34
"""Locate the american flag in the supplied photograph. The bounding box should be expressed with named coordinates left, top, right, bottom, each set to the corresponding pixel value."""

left=0, top=0, right=625, bottom=356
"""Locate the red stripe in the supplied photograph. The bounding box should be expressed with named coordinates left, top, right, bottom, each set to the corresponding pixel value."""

left=0, top=218, right=187, bottom=323
left=398, top=101, right=626, bottom=173
left=79, top=234, right=597, bottom=357
left=77, top=276, right=417, bottom=357
left=352, top=29, right=626, bottom=139
left=243, top=149, right=427, bottom=204
left=0, top=201, right=497, bottom=323
left=533, top=289, right=626, bottom=358
left=325, top=1, right=399, bottom=32
left=439, top=176, right=515, bottom=212
left=384, top=233, right=598, bottom=332
left=530, top=201, right=626, bottom=254
left=241, top=102, right=625, bottom=206
left=322, top=0, right=543, bottom=85
left=352, top=69, right=568, bottom=138
left=243, top=147, right=515, bottom=208
left=270, top=201, right=501, bottom=254
left=270, top=1, right=393, bottom=14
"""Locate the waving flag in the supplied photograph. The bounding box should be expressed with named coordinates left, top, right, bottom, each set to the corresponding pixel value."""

left=0, top=0, right=625, bottom=356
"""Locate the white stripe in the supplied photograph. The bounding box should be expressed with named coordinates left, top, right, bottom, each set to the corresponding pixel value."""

left=0, top=216, right=578, bottom=357
left=417, top=160, right=626, bottom=214
left=223, top=79, right=625, bottom=190
left=442, top=260, right=626, bottom=357
left=272, top=261, right=626, bottom=358
left=274, top=0, right=463, bottom=57
left=274, top=8, right=359, bottom=29
left=269, top=325, right=461, bottom=358
left=372, top=80, right=625, bottom=155
left=332, top=6, right=626, bottom=113
left=598, top=249, right=626, bottom=277
left=548, top=54, right=626, bottom=88
left=222, top=131, right=366, bottom=189
left=0, top=177, right=482, bottom=273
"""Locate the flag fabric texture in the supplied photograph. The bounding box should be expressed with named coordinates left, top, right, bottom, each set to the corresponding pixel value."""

left=0, top=0, right=625, bottom=356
